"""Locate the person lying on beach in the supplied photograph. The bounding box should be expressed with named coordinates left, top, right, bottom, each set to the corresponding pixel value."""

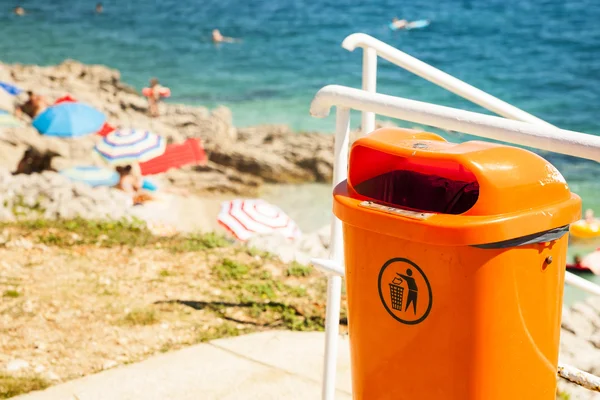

left=391, top=17, right=408, bottom=30
left=14, top=91, right=49, bottom=120
left=14, top=6, right=25, bottom=16
left=212, top=29, right=239, bottom=44
left=116, top=165, right=153, bottom=205
left=147, top=78, right=165, bottom=117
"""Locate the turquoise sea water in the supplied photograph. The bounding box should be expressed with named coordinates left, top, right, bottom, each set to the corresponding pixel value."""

left=1, top=0, right=600, bottom=297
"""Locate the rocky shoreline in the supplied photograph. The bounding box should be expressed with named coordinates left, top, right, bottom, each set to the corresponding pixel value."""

left=0, top=60, right=340, bottom=198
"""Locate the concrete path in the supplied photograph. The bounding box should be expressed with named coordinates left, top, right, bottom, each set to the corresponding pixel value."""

left=14, top=331, right=352, bottom=400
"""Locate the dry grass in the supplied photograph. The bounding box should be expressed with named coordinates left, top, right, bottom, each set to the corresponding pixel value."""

left=0, top=219, right=346, bottom=398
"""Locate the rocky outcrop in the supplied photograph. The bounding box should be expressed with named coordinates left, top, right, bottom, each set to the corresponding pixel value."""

left=0, top=167, right=134, bottom=221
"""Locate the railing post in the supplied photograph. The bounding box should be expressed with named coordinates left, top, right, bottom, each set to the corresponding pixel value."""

left=322, top=107, right=350, bottom=400
left=361, top=48, right=377, bottom=135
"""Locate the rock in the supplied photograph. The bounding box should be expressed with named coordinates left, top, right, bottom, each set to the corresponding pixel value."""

left=6, top=238, right=34, bottom=249
left=209, top=143, right=313, bottom=183
left=45, top=371, right=60, bottom=381
left=6, top=359, right=30, bottom=372
left=102, top=360, right=118, bottom=370
left=247, top=232, right=328, bottom=265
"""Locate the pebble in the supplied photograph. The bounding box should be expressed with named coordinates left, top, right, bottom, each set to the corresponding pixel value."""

left=6, top=359, right=30, bottom=372
left=34, top=342, right=47, bottom=350
left=102, top=360, right=118, bottom=370
left=46, top=371, right=60, bottom=381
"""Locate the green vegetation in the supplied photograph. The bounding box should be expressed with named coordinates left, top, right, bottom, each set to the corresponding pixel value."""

left=286, top=261, right=312, bottom=277
left=556, top=390, right=571, bottom=400
left=0, top=218, right=231, bottom=251
left=0, top=374, right=50, bottom=399
left=196, top=322, right=242, bottom=343
left=2, top=290, right=20, bottom=298
left=158, top=269, right=174, bottom=278
left=213, top=258, right=249, bottom=280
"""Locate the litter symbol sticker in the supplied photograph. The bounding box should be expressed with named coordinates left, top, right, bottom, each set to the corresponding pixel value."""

left=378, top=258, right=432, bottom=325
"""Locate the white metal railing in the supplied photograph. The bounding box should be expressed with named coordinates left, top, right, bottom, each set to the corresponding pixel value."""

left=311, top=34, right=600, bottom=400
left=342, top=33, right=554, bottom=133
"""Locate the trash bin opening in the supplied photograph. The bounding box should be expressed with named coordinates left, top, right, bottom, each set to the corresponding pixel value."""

left=350, top=148, right=479, bottom=215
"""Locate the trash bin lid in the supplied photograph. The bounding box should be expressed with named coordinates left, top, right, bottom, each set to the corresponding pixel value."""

left=333, top=128, right=581, bottom=246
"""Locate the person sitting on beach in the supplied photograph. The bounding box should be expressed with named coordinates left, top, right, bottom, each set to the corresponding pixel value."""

left=14, top=91, right=49, bottom=120
left=212, top=29, right=238, bottom=44
left=14, top=6, right=25, bottom=16
left=146, top=78, right=166, bottom=118
left=96, top=2, right=103, bottom=13
left=391, top=17, right=408, bottom=30
left=116, top=165, right=153, bottom=205
left=13, top=146, right=59, bottom=175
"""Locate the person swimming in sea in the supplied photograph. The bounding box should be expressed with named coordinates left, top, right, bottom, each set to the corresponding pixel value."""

left=391, top=17, right=408, bottom=30
left=96, top=2, right=103, bottom=13
left=14, top=6, right=25, bottom=16
left=212, top=29, right=239, bottom=44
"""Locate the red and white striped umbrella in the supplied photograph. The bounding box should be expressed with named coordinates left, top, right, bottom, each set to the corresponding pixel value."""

left=217, top=199, right=302, bottom=241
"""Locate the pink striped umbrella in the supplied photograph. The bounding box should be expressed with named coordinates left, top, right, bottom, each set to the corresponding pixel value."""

left=217, top=199, right=302, bottom=241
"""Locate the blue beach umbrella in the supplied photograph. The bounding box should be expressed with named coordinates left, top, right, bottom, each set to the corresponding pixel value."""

left=0, top=82, right=22, bottom=96
left=33, top=102, right=106, bottom=138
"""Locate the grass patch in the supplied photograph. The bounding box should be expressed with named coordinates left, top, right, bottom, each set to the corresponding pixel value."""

left=243, top=282, right=277, bottom=300
left=556, top=390, right=571, bottom=400
left=158, top=269, right=174, bottom=278
left=167, top=233, right=230, bottom=253
left=213, top=259, right=249, bottom=280
left=122, top=307, right=158, bottom=326
left=0, top=218, right=230, bottom=252
left=0, top=373, right=50, bottom=399
left=2, top=290, right=20, bottom=298
left=286, top=262, right=312, bottom=277
left=196, top=322, right=241, bottom=343
left=284, top=285, right=307, bottom=298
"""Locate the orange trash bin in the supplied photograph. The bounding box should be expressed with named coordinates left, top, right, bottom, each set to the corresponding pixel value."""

left=333, top=128, right=581, bottom=400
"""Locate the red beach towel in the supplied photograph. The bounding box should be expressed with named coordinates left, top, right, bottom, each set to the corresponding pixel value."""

left=139, top=138, right=207, bottom=175
left=54, top=94, right=78, bottom=105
